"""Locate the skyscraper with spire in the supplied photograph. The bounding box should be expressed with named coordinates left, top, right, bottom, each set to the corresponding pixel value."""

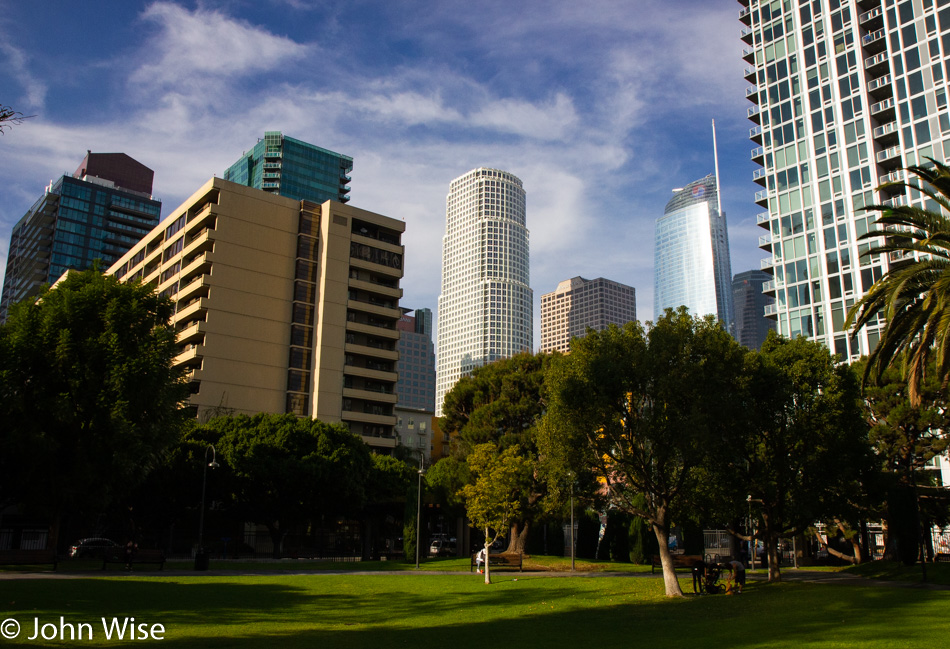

left=654, top=171, right=735, bottom=330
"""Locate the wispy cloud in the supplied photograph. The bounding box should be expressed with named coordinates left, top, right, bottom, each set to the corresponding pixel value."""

left=0, top=40, right=47, bottom=110
left=130, top=2, right=308, bottom=88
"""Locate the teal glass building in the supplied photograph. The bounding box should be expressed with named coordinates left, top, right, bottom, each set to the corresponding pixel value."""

left=223, top=132, right=353, bottom=204
left=1, top=153, right=161, bottom=320
left=654, top=174, right=734, bottom=331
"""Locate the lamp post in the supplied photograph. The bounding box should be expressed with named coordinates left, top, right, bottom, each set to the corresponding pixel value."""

left=198, top=445, right=220, bottom=552
left=569, top=472, right=575, bottom=572
left=747, top=495, right=762, bottom=571
left=415, top=454, right=425, bottom=569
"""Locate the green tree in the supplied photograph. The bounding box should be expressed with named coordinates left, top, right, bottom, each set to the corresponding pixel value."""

left=440, top=351, right=555, bottom=553
left=856, top=359, right=950, bottom=564
left=0, top=270, right=186, bottom=543
left=709, top=334, right=871, bottom=581
left=203, top=413, right=372, bottom=558
left=460, top=443, right=532, bottom=584
left=539, top=309, right=746, bottom=596
left=846, top=159, right=950, bottom=407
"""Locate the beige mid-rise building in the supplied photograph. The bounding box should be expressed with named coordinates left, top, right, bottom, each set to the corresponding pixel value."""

left=540, top=276, right=637, bottom=353
left=107, top=177, right=405, bottom=451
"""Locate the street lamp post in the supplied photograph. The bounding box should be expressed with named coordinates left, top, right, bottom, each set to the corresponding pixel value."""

left=198, top=445, right=220, bottom=552
left=415, top=454, right=425, bottom=569
left=569, top=472, right=575, bottom=572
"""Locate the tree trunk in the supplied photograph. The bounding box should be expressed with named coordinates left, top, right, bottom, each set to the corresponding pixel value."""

left=652, top=505, right=684, bottom=597
left=761, top=512, right=781, bottom=582
left=836, top=519, right=863, bottom=564
left=483, top=529, right=492, bottom=585
left=506, top=520, right=529, bottom=554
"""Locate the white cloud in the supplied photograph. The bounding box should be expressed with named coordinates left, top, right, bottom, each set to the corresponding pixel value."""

left=470, top=93, right=578, bottom=140
left=0, top=40, right=47, bottom=110
left=131, top=2, right=308, bottom=87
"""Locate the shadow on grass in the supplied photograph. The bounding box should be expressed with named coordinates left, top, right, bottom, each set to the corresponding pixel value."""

left=1, top=576, right=947, bottom=648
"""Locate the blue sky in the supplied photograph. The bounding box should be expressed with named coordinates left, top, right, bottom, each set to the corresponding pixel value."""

left=0, top=0, right=761, bottom=342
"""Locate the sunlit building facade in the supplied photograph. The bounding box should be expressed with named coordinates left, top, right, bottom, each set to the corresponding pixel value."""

left=436, top=168, right=532, bottom=416
left=1, top=152, right=160, bottom=321
left=223, top=131, right=353, bottom=205
left=654, top=174, right=734, bottom=330
left=739, top=0, right=950, bottom=359
left=540, top=276, right=637, bottom=353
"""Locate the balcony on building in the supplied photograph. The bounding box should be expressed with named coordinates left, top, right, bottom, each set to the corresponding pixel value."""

left=749, top=124, right=763, bottom=144
left=878, top=169, right=905, bottom=187
left=760, top=256, right=778, bottom=273
left=747, top=104, right=761, bottom=122
left=755, top=211, right=771, bottom=228
left=758, top=233, right=773, bottom=252
left=752, top=167, right=768, bottom=187
left=856, top=0, right=882, bottom=13
left=859, top=6, right=884, bottom=30
left=870, top=97, right=896, bottom=121
left=864, top=51, right=889, bottom=76
left=742, top=46, right=756, bottom=64
left=754, top=188, right=770, bottom=207
left=263, top=150, right=282, bottom=159
left=751, top=146, right=765, bottom=164
left=872, top=120, right=899, bottom=146
left=763, top=303, right=778, bottom=319
left=762, top=280, right=777, bottom=297
left=740, top=25, right=754, bottom=45
left=739, top=4, right=752, bottom=25
left=876, top=145, right=902, bottom=168
left=744, top=65, right=757, bottom=83
left=867, top=74, right=892, bottom=100
left=862, top=29, right=887, bottom=54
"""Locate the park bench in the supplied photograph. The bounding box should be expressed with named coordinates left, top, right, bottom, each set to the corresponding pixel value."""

left=0, top=549, right=58, bottom=570
left=651, top=554, right=703, bottom=574
left=471, top=551, right=523, bottom=572
left=103, top=549, right=166, bottom=571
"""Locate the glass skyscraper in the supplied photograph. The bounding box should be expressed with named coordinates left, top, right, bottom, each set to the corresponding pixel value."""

left=1, top=152, right=161, bottom=320
left=742, top=0, right=948, bottom=359
left=654, top=174, right=734, bottom=330
left=223, top=131, right=353, bottom=204
left=733, top=269, right=777, bottom=350
left=436, top=167, right=532, bottom=416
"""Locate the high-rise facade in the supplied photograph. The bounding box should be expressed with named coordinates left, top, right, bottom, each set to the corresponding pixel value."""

left=540, top=276, right=637, bottom=353
left=107, top=177, right=405, bottom=452
left=223, top=131, right=353, bottom=204
left=741, top=0, right=941, bottom=359
left=733, top=269, right=777, bottom=350
left=396, top=308, right=436, bottom=413
left=1, top=152, right=160, bottom=319
left=654, top=174, right=734, bottom=330
left=436, top=167, right=532, bottom=416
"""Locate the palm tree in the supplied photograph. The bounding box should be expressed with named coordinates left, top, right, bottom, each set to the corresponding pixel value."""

left=846, top=159, right=950, bottom=406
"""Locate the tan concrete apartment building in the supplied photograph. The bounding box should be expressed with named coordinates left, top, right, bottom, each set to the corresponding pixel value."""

left=539, top=276, right=637, bottom=353
left=107, top=177, right=405, bottom=451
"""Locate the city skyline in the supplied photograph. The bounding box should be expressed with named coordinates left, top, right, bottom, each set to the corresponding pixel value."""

left=0, top=1, right=760, bottom=347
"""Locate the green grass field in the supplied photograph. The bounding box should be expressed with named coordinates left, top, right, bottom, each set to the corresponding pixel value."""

left=0, top=565, right=947, bottom=648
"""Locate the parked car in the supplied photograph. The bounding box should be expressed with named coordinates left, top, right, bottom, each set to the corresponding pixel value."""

left=429, top=539, right=457, bottom=557
left=69, top=538, right=120, bottom=559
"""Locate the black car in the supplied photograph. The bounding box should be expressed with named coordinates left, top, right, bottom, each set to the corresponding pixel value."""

left=68, top=538, right=121, bottom=559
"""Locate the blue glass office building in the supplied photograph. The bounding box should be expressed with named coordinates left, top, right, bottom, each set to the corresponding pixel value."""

left=654, top=174, right=734, bottom=330
left=223, top=132, right=353, bottom=204
left=1, top=153, right=161, bottom=319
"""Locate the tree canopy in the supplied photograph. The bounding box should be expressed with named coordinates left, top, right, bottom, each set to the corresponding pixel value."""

left=437, top=351, right=554, bottom=552
left=200, top=413, right=373, bottom=558
left=0, top=270, right=187, bottom=529
left=539, top=309, right=746, bottom=596
left=846, top=159, right=950, bottom=406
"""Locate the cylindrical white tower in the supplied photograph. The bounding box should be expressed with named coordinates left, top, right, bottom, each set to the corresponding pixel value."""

left=436, top=168, right=532, bottom=416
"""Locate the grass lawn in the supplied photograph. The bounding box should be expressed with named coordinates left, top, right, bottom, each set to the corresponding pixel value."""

left=0, top=570, right=946, bottom=648
left=844, top=560, right=950, bottom=586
